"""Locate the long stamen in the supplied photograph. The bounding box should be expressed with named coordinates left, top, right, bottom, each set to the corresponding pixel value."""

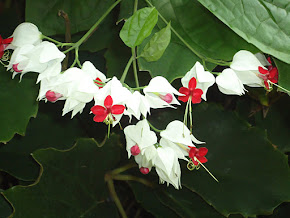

left=195, top=158, right=219, bottom=182
left=269, top=81, right=290, bottom=93
left=183, top=99, right=190, bottom=136
left=189, top=97, right=193, bottom=133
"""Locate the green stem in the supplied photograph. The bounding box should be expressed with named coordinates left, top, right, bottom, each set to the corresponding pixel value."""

left=147, top=120, right=163, bottom=132
left=111, top=163, right=137, bottom=175
left=112, top=174, right=154, bottom=187
left=41, top=35, right=65, bottom=45
left=144, top=0, right=230, bottom=66
left=134, top=0, right=138, bottom=11
left=64, top=0, right=122, bottom=54
left=107, top=179, right=127, bottom=218
left=120, top=56, right=133, bottom=83
left=132, top=48, right=139, bottom=87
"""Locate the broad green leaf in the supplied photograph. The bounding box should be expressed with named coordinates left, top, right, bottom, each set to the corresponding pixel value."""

left=0, top=67, right=38, bottom=143
left=120, top=7, right=158, bottom=48
left=140, top=22, right=171, bottom=62
left=156, top=186, right=224, bottom=218
left=182, top=103, right=290, bottom=217
left=4, top=136, right=120, bottom=217
left=129, top=182, right=179, bottom=218
left=138, top=27, right=215, bottom=82
left=274, top=58, right=290, bottom=92
left=148, top=103, right=290, bottom=217
left=255, top=96, right=290, bottom=153
left=25, top=0, right=115, bottom=35
left=0, top=192, right=12, bottom=218
left=198, top=0, right=290, bottom=64
left=0, top=103, right=86, bottom=181
left=150, top=0, right=258, bottom=61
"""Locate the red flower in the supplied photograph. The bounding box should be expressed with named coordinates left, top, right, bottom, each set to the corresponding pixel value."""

left=188, top=147, right=208, bottom=166
left=91, top=95, right=125, bottom=123
left=178, top=77, right=203, bottom=104
left=258, top=57, right=278, bottom=89
left=0, top=35, right=13, bottom=58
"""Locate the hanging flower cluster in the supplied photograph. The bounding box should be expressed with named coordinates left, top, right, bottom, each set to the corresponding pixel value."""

left=1, top=21, right=285, bottom=190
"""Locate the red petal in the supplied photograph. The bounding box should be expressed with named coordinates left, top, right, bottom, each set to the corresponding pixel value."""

left=91, top=105, right=107, bottom=115
left=269, top=68, right=278, bottom=83
left=191, top=89, right=203, bottom=104
left=258, top=66, right=268, bottom=75
left=3, top=37, right=13, bottom=44
left=198, top=147, right=208, bottom=156
left=188, top=77, right=197, bottom=89
left=93, top=114, right=107, bottom=122
left=264, top=81, right=270, bottom=90
left=188, top=147, right=198, bottom=159
left=104, top=95, right=113, bottom=108
left=178, top=87, right=190, bottom=102
left=191, top=158, right=199, bottom=166
left=198, top=156, right=208, bottom=164
left=267, top=57, right=272, bottom=65
left=111, top=104, right=125, bottom=115
left=0, top=51, right=3, bottom=59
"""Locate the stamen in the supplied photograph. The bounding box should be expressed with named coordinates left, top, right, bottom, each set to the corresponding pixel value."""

left=196, top=158, right=219, bottom=182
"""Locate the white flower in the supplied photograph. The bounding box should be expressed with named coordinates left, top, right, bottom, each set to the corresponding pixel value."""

left=124, top=119, right=157, bottom=158
left=49, top=67, right=99, bottom=117
left=181, top=61, right=215, bottom=100
left=124, top=91, right=150, bottom=120
left=8, top=41, right=65, bottom=79
left=94, top=77, right=131, bottom=105
left=216, top=68, right=246, bottom=95
left=82, top=61, right=108, bottom=84
left=160, top=120, right=204, bottom=148
left=143, top=76, right=182, bottom=109
left=7, top=22, right=42, bottom=49
left=230, top=50, right=266, bottom=87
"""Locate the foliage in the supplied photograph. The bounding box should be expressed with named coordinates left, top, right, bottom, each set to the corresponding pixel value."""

left=0, top=0, right=289, bottom=217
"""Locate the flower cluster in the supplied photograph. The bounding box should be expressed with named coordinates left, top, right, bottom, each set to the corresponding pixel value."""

left=1, top=22, right=285, bottom=189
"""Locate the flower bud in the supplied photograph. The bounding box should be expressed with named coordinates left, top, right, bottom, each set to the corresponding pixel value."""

left=159, top=93, right=173, bottom=103
left=130, top=144, right=141, bottom=156
left=46, top=90, right=63, bottom=102
left=140, top=167, right=150, bottom=175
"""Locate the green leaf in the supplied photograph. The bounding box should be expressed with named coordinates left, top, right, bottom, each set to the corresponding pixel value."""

left=120, top=7, right=158, bottom=48
left=150, top=0, right=258, bottom=61
left=25, top=0, right=115, bottom=35
left=4, top=136, right=120, bottom=217
left=0, top=192, right=12, bottom=218
left=0, top=67, right=38, bottom=143
left=0, top=103, right=86, bottom=181
left=140, top=22, right=171, bottom=62
left=255, top=96, right=290, bottom=153
left=129, top=182, right=179, bottom=218
left=138, top=27, right=214, bottom=82
left=156, top=186, right=224, bottom=218
left=274, top=58, right=290, bottom=92
left=197, top=0, right=290, bottom=64
left=182, top=103, right=290, bottom=217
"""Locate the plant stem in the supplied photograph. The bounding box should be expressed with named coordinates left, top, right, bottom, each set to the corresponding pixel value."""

left=144, top=0, right=230, bottom=66
left=110, top=163, right=137, bottom=175
left=120, top=56, right=133, bottom=83
left=132, top=48, right=140, bottom=87
left=112, top=174, right=154, bottom=187
left=64, top=0, right=122, bottom=54
left=147, top=120, right=163, bottom=132
left=107, top=179, right=127, bottom=218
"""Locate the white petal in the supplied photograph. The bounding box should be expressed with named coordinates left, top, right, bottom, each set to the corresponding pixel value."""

left=11, top=22, right=42, bottom=47
left=230, top=50, right=264, bottom=71
left=216, top=69, right=246, bottom=95
left=144, top=76, right=181, bottom=96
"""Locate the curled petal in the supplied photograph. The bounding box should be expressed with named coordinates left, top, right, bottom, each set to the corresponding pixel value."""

left=269, top=68, right=278, bottom=83
left=258, top=66, right=268, bottom=75
left=111, top=104, right=125, bottom=115
left=104, top=95, right=113, bottom=108
left=91, top=105, right=107, bottom=116
left=198, top=156, right=208, bottom=164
